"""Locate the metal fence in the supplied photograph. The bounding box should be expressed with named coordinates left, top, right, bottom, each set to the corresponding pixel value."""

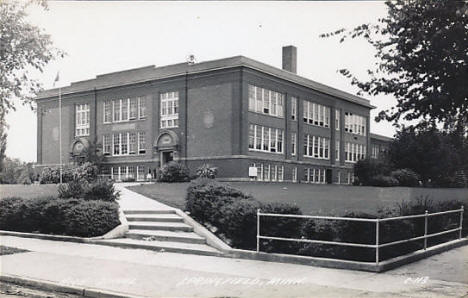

left=256, top=206, right=464, bottom=264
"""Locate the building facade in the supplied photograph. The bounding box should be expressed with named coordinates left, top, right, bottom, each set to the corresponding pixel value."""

left=36, top=46, right=390, bottom=184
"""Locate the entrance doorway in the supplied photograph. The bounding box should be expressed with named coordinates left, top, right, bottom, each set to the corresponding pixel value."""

left=326, top=169, right=333, bottom=184
left=161, top=151, right=174, bottom=167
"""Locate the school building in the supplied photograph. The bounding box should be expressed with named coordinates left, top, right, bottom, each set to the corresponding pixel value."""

left=36, top=46, right=391, bottom=184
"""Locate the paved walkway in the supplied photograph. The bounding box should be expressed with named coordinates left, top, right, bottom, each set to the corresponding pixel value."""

left=115, top=183, right=174, bottom=211
left=1, top=236, right=467, bottom=297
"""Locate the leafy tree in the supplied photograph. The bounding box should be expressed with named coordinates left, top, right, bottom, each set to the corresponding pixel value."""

left=388, top=126, right=463, bottom=187
left=321, top=0, right=468, bottom=129
left=0, top=1, right=64, bottom=115
left=0, top=118, right=6, bottom=172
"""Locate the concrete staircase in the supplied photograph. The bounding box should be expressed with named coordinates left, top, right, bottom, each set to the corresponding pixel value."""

left=99, top=209, right=221, bottom=256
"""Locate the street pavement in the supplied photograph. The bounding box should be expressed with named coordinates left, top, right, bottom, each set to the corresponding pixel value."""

left=1, top=235, right=467, bottom=297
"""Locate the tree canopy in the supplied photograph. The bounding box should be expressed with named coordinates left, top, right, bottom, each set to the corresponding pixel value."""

left=0, top=1, right=63, bottom=116
left=321, top=0, right=468, bottom=130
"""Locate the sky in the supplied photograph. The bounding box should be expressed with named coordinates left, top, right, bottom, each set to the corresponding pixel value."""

left=6, top=1, right=397, bottom=162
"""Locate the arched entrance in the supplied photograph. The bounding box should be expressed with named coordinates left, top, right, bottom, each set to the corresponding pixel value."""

left=154, top=130, right=179, bottom=168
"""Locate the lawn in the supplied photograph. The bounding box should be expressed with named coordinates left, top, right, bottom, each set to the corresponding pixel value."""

left=128, top=182, right=468, bottom=215
left=0, top=184, right=59, bottom=200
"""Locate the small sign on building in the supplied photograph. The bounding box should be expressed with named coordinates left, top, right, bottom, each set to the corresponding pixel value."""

left=248, top=166, right=258, bottom=178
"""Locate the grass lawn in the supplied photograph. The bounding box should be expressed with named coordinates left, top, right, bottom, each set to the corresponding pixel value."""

left=128, top=182, right=468, bottom=215
left=0, top=184, right=59, bottom=200
left=0, top=246, right=29, bottom=256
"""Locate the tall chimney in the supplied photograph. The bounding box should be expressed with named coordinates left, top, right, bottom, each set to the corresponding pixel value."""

left=282, top=45, right=297, bottom=74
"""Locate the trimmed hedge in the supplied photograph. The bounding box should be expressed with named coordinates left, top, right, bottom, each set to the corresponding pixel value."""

left=157, top=162, right=190, bottom=182
left=58, top=179, right=119, bottom=202
left=185, top=179, right=466, bottom=262
left=0, top=196, right=120, bottom=237
left=40, top=162, right=98, bottom=184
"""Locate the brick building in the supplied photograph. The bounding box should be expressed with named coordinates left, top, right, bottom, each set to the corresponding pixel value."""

left=36, top=46, right=391, bottom=184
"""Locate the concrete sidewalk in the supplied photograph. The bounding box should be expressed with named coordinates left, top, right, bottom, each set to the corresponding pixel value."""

left=1, top=236, right=467, bottom=297
left=115, top=183, right=174, bottom=211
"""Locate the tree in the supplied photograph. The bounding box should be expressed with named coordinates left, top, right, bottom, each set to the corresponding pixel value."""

left=321, top=0, right=468, bottom=130
left=0, top=1, right=64, bottom=115
left=388, top=126, right=463, bottom=187
left=0, top=118, right=6, bottom=172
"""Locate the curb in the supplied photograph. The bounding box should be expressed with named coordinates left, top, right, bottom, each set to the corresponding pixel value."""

left=0, top=274, right=142, bottom=298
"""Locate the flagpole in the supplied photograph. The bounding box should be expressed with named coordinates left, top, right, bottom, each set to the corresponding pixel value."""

left=59, top=86, right=62, bottom=185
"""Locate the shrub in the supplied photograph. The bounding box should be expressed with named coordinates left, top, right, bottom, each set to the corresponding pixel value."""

left=121, top=177, right=136, bottom=182
left=354, top=158, right=392, bottom=186
left=0, top=196, right=120, bottom=237
left=40, top=163, right=98, bottom=184
left=369, top=175, right=399, bottom=187
left=58, top=179, right=87, bottom=199
left=391, top=168, right=420, bottom=187
left=186, top=178, right=252, bottom=225
left=83, top=180, right=119, bottom=202
left=196, top=164, right=218, bottom=179
left=157, top=162, right=190, bottom=183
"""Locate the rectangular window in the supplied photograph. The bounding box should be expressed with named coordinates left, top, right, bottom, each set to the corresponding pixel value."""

left=344, top=112, right=366, bottom=136
left=137, top=166, right=146, bottom=181
left=121, top=133, right=128, bottom=155
left=128, top=166, right=135, bottom=179
left=138, top=132, right=146, bottom=154
left=271, top=165, right=277, bottom=182
left=292, top=167, right=297, bottom=183
left=129, top=132, right=137, bottom=154
left=335, top=109, right=340, bottom=131
left=121, top=99, right=129, bottom=121
left=303, top=101, right=330, bottom=128
left=324, top=107, right=330, bottom=128
left=278, top=166, right=284, bottom=182
left=291, top=133, right=296, bottom=156
left=113, top=134, right=120, bottom=155
left=248, top=124, right=284, bottom=154
left=103, top=101, right=112, bottom=123
left=113, top=100, right=121, bottom=122
left=129, top=98, right=138, bottom=120
left=335, top=140, right=340, bottom=161
left=160, top=92, right=178, bottom=128
left=264, top=164, right=270, bottom=181
left=103, top=135, right=111, bottom=155
left=75, top=104, right=90, bottom=136
left=248, top=84, right=283, bottom=117
left=138, top=97, right=147, bottom=119
left=291, top=97, right=297, bottom=120
left=303, top=134, right=330, bottom=160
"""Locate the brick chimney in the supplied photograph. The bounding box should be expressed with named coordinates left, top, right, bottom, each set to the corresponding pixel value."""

left=282, top=45, right=297, bottom=74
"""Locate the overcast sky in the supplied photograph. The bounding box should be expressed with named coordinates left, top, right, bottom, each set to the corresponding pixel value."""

left=6, top=1, right=397, bottom=162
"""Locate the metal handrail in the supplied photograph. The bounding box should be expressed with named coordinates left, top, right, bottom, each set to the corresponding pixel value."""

left=256, top=206, right=464, bottom=265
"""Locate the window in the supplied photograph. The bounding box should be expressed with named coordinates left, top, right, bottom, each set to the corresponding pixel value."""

left=291, top=97, right=297, bottom=120
left=271, top=165, right=277, bottom=182
left=113, top=134, right=120, bottom=155
left=103, top=135, right=111, bottom=155
left=248, top=85, right=284, bottom=117
left=113, top=100, right=121, bottom=122
left=303, top=101, right=330, bottom=128
left=292, top=167, right=297, bottom=183
left=75, top=104, right=90, bottom=136
left=291, top=133, right=297, bottom=156
left=137, top=166, right=145, bottom=181
left=344, top=112, right=366, bottom=136
left=345, top=142, right=366, bottom=163
left=248, top=124, right=284, bottom=154
left=138, top=97, right=146, bottom=119
left=160, top=92, right=178, bottom=128
left=335, top=110, right=340, bottom=131
left=129, top=98, right=138, bottom=120
left=103, top=101, right=112, bottom=123
left=278, top=166, right=284, bottom=182
left=138, top=132, right=146, bottom=154
left=121, top=99, right=128, bottom=121
left=129, top=132, right=137, bottom=154
left=335, top=140, right=340, bottom=161
left=121, top=133, right=128, bottom=155
left=303, top=135, right=330, bottom=160
left=127, top=166, right=135, bottom=179
left=304, top=168, right=326, bottom=184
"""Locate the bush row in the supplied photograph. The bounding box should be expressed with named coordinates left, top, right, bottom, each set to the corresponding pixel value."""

left=156, top=162, right=218, bottom=182
left=40, top=162, right=98, bottom=184
left=354, top=159, right=420, bottom=187
left=186, top=179, right=466, bottom=262
left=0, top=196, right=120, bottom=237
left=58, top=179, right=119, bottom=202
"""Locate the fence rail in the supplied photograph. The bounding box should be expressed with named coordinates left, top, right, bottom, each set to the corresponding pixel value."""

left=256, top=206, right=464, bottom=264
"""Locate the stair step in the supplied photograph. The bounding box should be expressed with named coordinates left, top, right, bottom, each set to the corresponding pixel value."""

left=126, top=230, right=206, bottom=244
left=94, top=238, right=220, bottom=256
left=126, top=214, right=183, bottom=223
left=129, top=222, right=193, bottom=232
left=123, top=210, right=175, bottom=215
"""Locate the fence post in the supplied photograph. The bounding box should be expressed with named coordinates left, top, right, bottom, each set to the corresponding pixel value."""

left=256, top=209, right=260, bottom=252
left=424, top=210, right=428, bottom=250
left=460, top=206, right=464, bottom=239
left=375, top=219, right=380, bottom=265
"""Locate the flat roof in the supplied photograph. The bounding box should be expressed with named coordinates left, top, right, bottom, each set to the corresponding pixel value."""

left=36, top=56, right=375, bottom=108
left=370, top=133, right=393, bottom=142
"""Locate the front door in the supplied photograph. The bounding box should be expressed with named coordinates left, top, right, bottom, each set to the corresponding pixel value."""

left=326, top=169, right=333, bottom=184
left=161, top=151, right=174, bottom=167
